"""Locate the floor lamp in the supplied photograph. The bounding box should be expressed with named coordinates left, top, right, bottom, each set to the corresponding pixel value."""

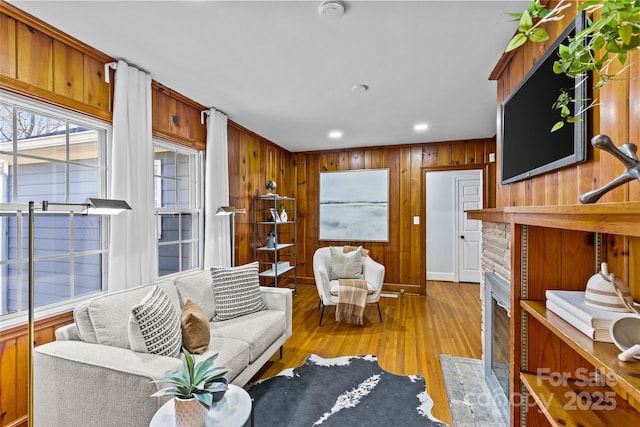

left=0, top=198, right=131, bottom=427
left=215, top=206, right=246, bottom=266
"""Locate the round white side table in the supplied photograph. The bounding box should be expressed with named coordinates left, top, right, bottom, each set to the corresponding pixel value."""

left=149, top=384, right=253, bottom=427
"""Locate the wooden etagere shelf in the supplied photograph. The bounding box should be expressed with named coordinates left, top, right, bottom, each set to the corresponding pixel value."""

left=253, top=195, right=297, bottom=294
left=468, top=202, right=640, bottom=427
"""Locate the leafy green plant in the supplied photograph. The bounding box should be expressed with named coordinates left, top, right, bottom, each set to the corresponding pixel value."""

left=151, top=349, right=230, bottom=409
left=505, top=0, right=640, bottom=131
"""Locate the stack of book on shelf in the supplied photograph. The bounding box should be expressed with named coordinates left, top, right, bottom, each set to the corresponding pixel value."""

left=546, top=290, right=637, bottom=343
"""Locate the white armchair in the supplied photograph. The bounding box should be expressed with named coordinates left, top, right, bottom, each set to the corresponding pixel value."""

left=312, top=247, right=385, bottom=326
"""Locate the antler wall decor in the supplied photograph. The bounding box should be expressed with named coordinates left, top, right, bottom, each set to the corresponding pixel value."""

left=579, top=134, right=640, bottom=204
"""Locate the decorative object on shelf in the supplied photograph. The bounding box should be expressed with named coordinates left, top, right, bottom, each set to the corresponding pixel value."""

left=151, top=349, right=229, bottom=427
left=610, top=316, right=640, bottom=362
left=579, top=135, right=640, bottom=204
left=585, top=262, right=638, bottom=313
left=545, top=289, right=636, bottom=343
left=267, top=232, right=277, bottom=248
left=279, top=203, right=288, bottom=222
left=274, top=261, right=290, bottom=270
left=265, top=180, right=277, bottom=196
left=269, top=207, right=280, bottom=223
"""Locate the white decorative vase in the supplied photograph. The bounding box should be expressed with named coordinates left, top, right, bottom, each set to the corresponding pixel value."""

left=174, top=397, right=207, bottom=427
left=280, top=209, right=287, bottom=222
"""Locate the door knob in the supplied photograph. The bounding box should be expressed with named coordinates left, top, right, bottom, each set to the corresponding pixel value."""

left=460, top=235, right=465, bottom=239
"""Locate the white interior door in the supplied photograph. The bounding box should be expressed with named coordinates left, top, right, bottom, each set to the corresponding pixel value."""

left=426, top=169, right=482, bottom=283
left=425, top=171, right=456, bottom=281
left=456, top=175, right=482, bottom=283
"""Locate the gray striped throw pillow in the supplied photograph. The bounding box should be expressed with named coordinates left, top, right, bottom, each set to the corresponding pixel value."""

left=128, top=286, right=182, bottom=358
left=211, top=261, right=266, bottom=322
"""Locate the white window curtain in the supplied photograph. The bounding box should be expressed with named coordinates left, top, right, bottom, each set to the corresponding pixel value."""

left=203, top=109, right=231, bottom=268
left=108, top=60, right=157, bottom=291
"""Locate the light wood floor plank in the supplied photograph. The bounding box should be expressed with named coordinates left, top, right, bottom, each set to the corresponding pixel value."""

left=250, top=281, right=483, bottom=425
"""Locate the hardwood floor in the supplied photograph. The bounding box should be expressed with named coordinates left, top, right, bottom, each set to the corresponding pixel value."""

left=249, top=281, right=483, bottom=425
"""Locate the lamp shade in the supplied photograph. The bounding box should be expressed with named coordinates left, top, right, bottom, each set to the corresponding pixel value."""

left=84, top=198, right=132, bottom=215
left=216, top=206, right=246, bottom=216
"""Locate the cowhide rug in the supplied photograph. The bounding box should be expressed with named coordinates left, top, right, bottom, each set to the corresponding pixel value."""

left=245, top=354, right=448, bottom=426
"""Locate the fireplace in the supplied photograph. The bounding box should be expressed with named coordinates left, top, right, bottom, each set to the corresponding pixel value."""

left=483, top=271, right=510, bottom=423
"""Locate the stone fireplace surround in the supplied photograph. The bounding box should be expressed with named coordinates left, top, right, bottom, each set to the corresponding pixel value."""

left=480, top=221, right=511, bottom=284
left=480, top=221, right=511, bottom=424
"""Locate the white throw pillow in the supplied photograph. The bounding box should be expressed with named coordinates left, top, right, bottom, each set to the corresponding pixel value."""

left=128, top=286, right=182, bottom=358
left=329, top=246, right=363, bottom=280
left=211, top=261, right=266, bottom=322
left=174, top=270, right=217, bottom=320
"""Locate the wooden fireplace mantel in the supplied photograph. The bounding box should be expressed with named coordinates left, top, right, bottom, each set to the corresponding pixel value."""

left=467, top=201, right=640, bottom=238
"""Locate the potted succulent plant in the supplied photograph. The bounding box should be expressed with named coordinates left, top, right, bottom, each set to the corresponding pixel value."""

left=151, top=349, right=230, bottom=427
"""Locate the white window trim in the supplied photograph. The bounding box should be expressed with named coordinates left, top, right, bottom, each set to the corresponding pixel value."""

left=153, top=140, right=203, bottom=277
left=0, top=90, right=112, bottom=327
left=0, top=291, right=106, bottom=330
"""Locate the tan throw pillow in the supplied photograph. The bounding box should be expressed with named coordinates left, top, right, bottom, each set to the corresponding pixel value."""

left=181, top=300, right=211, bottom=354
left=343, top=245, right=369, bottom=257
left=329, top=246, right=363, bottom=280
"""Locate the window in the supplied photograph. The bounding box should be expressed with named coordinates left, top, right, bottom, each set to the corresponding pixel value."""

left=0, top=92, right=108, bottom=318
left=154, top=142, right=202, bottom=277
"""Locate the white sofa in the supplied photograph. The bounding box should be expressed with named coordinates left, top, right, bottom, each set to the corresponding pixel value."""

left=33, top=269, right=293, bottom=427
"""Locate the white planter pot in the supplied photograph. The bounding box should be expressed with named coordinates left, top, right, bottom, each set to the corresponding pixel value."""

left=174, top=397, right=207, bottom=427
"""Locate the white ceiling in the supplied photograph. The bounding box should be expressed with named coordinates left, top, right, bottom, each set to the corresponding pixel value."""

left=11, top=0, right=526, bottom=152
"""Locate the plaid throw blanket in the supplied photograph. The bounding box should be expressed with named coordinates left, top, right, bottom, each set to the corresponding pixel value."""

left=336, top=279, right=368, bottom=325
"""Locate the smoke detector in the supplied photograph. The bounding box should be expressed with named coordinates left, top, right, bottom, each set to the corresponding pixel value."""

left=319, top=1, right=345, bottom=21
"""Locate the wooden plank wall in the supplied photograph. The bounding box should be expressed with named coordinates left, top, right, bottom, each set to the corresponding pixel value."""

left=229, top=137, right=497, bottom=295
left=0, top=312, right=74, bottom=427
left=0, top=4, right=207, bottom=426
left=494, top=3, right=640, bottom=208
left=492, top=2, right=640, bottom=296
left=0, top=4, right=113, bottom=121
left=151, top=82, right=207, bottom=151
left=227, top=121, right=294, bottom=269
left=0, top=3, right=207, bottom=150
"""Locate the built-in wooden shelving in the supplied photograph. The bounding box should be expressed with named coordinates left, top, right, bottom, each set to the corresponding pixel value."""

left=521, top=372, right=640, bottom=426
left=522, top=300, right=640, bottom=406
left=468, top=202, right=640, bottom=426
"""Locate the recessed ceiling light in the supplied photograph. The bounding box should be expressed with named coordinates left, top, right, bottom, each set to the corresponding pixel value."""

left=352, top=84, right=369, bottom=93
left=414, top=123, right=429, bottom=132
left=329, top=130, right=343, bottom=139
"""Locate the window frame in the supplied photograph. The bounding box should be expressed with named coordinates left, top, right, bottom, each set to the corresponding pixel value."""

left=153, top=140, right=203, bottom=278
left=0, top=90, right=111, bottom=328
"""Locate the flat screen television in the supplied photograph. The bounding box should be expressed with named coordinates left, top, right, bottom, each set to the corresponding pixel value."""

left=500, top=13, right=588, bottom=185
